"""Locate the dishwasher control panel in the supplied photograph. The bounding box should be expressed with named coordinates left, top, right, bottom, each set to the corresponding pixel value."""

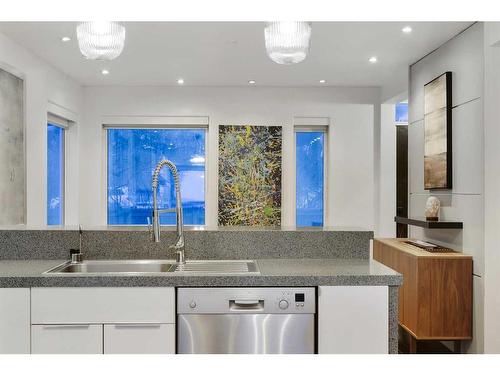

left=177, top=287, right=316, bottom=314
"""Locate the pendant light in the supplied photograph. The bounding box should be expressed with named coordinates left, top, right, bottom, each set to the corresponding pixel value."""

left=77, top=21, right=126, bottom=60
left=264, top=22, right=312, bottom=65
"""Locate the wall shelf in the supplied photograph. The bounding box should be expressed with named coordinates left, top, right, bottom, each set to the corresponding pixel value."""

left=394, top=216, right=463, bottom=229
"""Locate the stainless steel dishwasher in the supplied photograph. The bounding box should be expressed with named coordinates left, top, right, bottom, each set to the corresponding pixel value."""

left=177, top=287, right=315, bottom=354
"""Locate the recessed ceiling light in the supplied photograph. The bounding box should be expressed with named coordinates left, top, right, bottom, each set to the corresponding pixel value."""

left=177, top=78, right=184, bottom=85
left=101, top=69, right=110, bottom=75
left=319, top=79, right=326, bottom=84
left=248, top=80, right=256, bottom=85
left=369, top=56, right=378, bottom=63
left=402, top=26, right=412, bottom=34
left=61, top=36, right=71, bottom=42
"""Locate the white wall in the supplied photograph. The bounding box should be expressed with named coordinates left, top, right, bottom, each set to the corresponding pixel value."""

left=408, top=23, right=484, bottom=353
left=0, top=32, right=82, bottom=227
left=376, top=103, right=397, bottom=237
left=80, top=86, right=379, bottom=228
left=483, top=22, right=500, bottom=354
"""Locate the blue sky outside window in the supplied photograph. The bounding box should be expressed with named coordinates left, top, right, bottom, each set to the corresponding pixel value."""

left=395, top=102, right=409, bottom=123
left=296, top=131, right=324, bottom=227
left=47, top=124, right=64, bottom=225
left=107, top=128, right=206, bottom=225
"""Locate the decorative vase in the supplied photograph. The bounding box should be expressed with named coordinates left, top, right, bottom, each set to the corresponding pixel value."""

left=425, top=196, right=440, bottom=221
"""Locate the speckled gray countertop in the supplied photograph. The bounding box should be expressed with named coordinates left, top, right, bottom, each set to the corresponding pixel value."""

left=0, top=258, right=402, bottom=288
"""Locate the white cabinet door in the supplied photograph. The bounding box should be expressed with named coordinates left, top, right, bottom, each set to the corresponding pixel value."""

left=318, top=286, right=388, bottom=354
left=0, top=288, right=30, bottom=354
left=31, top=325, right=103, bottom=354
left=31, top=287, right=175, bottom=324
left=104, top=324, right=175, bottom=354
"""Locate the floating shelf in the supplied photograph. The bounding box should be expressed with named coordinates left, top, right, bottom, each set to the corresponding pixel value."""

left=394, top=216, right=463, bottom=229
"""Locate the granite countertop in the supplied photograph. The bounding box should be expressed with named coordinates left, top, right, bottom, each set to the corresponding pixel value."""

left=0, top=258, right=402, bottom=288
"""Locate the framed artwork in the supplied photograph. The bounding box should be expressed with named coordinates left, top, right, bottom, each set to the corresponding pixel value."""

left=0, top=67, right=24, bottom=224
left=218, top=125, right=282, bottom=226
left=424, top=71, right=452, bottom=190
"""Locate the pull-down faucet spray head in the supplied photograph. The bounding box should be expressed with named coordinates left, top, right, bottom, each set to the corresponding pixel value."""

left=151, top=159, right=185, bottom=264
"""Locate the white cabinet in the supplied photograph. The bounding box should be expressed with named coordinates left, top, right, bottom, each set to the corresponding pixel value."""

left=32, top=325, right=103, bottom=354
left=30, top=287, right=175, bottom=354
left=104, top=324, right=175, bottom=354
left=0, top=288, right=30, bottom=354
left=318, top=286, right=389, bottom=354
left=31, top=287, right=175, bottom=324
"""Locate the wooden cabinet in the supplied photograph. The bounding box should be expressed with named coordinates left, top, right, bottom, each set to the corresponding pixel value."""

left=318, top=285, right=389, bottom=354
left=32, top=324, right=103, bottom=354
left=373, top=238, right=472, bottom=344
left=0, top=288, right=30, bottom=354
left=31, top=287, right=176, bottom=354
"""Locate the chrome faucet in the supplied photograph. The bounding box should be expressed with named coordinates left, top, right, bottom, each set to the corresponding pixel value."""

left=151, top=159, right=186, bottom=264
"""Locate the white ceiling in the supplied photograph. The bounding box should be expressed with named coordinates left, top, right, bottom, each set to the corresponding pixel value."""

left=0, top=22, right=472, bottom=91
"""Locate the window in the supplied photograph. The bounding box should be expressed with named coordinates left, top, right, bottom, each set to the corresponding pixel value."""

left=47, top=123, right=65, bottom=225
left=107, top=128, right=206, bottom=225
left=295, top=129, right=325, bottom=227
left=395, top=101, right=409, bottom=123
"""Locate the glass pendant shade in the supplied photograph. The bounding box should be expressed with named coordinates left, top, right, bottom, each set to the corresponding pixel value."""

left=77, top=21, right=126, bottom=60
left=264, top=22, right=312, bottom=65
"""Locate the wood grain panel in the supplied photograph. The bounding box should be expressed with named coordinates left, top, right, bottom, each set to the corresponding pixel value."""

left=428, top=258, right=472, bottom=338
left=417, top=258, right=432, bottom=337
left=401, top=252, right=418, bottom=333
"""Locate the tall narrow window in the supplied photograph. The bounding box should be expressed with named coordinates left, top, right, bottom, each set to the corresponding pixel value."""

left=107, top=128, right=206, bottom=226
left=47, top=123, right=65, bottom=225
left=296, top=129, right=325, bottom=227
left=395, top=101, right=409, bottom=123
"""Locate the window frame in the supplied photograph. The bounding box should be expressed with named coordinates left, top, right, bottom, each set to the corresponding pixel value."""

left=294, top=125, right=328, bottom=228
left=103, top=124, right=209, bottom=227
left=46, top=118, right=67, bottom=226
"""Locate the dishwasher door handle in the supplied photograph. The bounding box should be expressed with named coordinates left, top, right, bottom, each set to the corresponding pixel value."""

left=229, top=299, right=264, bottom=311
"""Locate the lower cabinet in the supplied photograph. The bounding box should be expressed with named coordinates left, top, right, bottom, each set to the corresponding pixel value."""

left=104, top=324, right=175, bottom=354
left=31, top=324, right=176, bottom=354
left=32, top=325, right=103, bottom=354
left=318, top=285, right=389, bottom=354
left=0, top=288, right=30, bottom=354
left=30, top=287, right=176, bottom=354
left=2, top=285, right=391, bottom=354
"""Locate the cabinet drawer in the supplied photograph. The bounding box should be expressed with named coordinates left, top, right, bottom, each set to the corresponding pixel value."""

left=104, top=324, right=175, bottom=354
left=32, top=324, right=103, bottom=354
left=31, top=287, right=175, bottom=324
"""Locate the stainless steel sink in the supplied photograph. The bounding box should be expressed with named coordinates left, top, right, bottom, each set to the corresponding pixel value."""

left=45, top=260, right=176, bottom=274
left=44, top=259, right=260, bottom=275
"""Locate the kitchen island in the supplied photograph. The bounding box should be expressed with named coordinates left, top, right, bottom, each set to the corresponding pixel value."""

left=0, top=257, right=401, bottom=354
left=0, top=227, right=401, bottom=354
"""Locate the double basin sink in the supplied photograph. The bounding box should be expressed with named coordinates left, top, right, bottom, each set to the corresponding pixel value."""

left=45, top=259, right=260, bottom=275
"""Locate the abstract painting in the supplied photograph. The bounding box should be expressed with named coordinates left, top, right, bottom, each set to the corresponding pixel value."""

left=218, top=125, right=282, bottom=226
left=0, top=67, right=24, bottom=225
left=424, top=72, right=452, bottom=189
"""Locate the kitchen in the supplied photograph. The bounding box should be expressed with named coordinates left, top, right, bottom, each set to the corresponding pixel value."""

left=1, top=1, right=500, bottom=374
